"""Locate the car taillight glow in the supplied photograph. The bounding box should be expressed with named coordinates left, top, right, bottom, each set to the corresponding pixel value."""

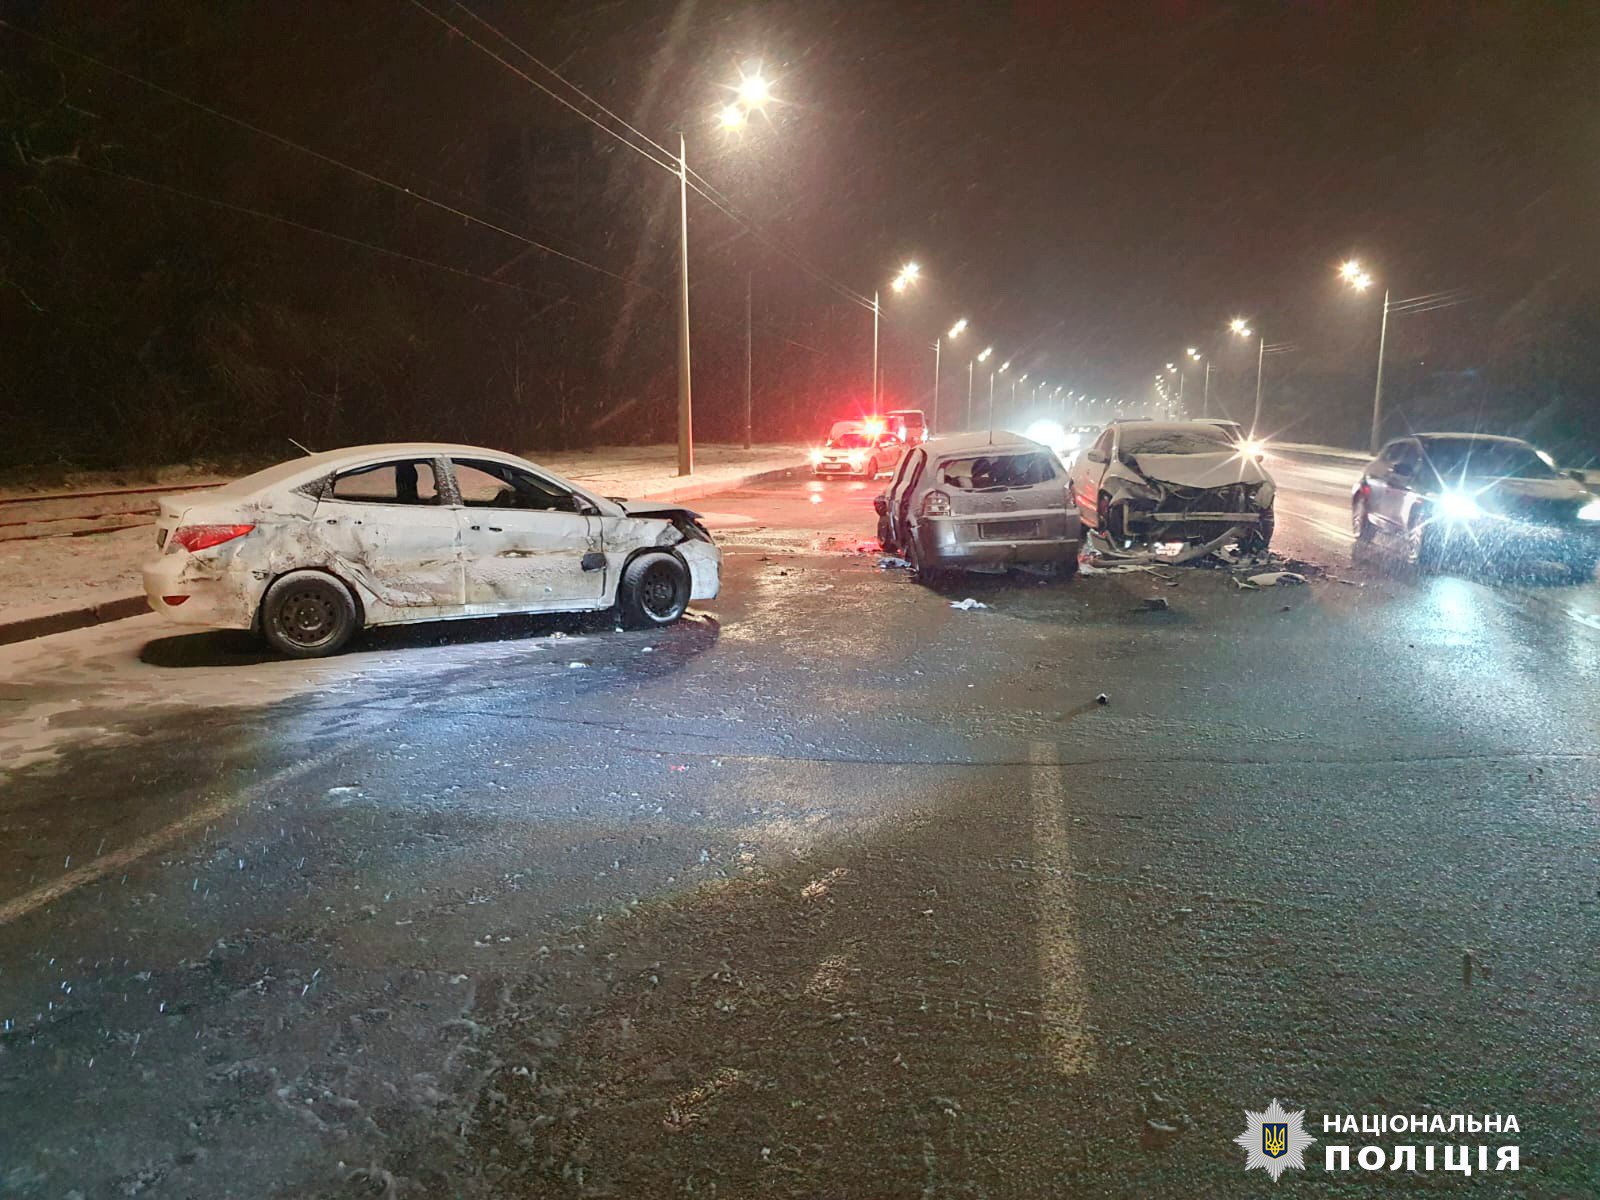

left=922, top=490, right=951, bottom=516
left=162, top=595, right=189, bottom=606
left=172, top=523, right=255, bottom=552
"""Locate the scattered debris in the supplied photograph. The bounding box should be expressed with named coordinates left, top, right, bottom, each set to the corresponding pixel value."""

left=1096, top=693, right=1110, bottom=705
left=1139, top=596, right=1170, bottom=611
left=949, top=598, right=988, bottom=611
left=567, top=661, right=589, bottom=669
left=877, top=555, right=912, bottom=570
left=1238, top=571, right=1307, bottom=589
left=1141, top=1119, right=1183, bottom=1149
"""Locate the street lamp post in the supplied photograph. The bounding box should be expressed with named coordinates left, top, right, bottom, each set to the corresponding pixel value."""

left=1340, top=261, right=1390, bottom=453
left=875, top=262, right=920, bottom=408
left=930, top=338, right=940, bottom=434
left=742, top=270, right=753, bottom=449
left=675, top=132, right=693, bottom=475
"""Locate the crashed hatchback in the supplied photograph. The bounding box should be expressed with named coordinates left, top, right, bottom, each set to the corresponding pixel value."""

left=1072, top=420, right=1275, bottom=553
left=142, top=443, right=720, bottom=657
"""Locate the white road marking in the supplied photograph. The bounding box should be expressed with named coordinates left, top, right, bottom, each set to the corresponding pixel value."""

left=0, top=746, right=345, bottom=928
left=1029, top=740, right=1092, bottom=1073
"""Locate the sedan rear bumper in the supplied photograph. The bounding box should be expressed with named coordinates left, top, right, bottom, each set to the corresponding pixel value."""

left=913, top=511, right=1082, bottom=569
left=142, top=553, right=258, bottom=629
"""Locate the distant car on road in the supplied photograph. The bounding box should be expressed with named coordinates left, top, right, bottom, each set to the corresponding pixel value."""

left=875, top=431, right=1081, bottom=581
left=1072, top=420, right=1275, bottom=552
left=810, top=420, right=906, bottom=479
left=1352, top=433, right=1600, bottom=576
left=885, top=409, right=929, bottom=445
left=143, top=443, right=721, bottom=657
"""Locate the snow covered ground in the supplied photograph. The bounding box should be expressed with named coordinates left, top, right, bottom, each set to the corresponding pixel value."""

left=0, top=445, right=803, bottom=629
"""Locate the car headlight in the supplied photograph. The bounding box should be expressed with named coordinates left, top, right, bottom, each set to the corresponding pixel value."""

left=1242, top=438, right=1268, bottom=459
left=847, top=451, right=866, bottom=466
left=809, top=449, right=824, bottom=464
left=1578, top=498, right=1600, bottom=521
left=1436, top=490, right=1481, bottom=522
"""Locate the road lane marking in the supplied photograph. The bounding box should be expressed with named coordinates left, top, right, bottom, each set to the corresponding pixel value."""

left=0, top=746, right=343, bottom=928
left=1029, top=740, right=1092, bottom=1074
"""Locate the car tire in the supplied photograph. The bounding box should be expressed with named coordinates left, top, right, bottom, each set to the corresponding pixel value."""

left=1352, top=494, right=1375, bottom=541
left=866, top=457, right=879, bottom=479
left=1057, top=549, right=1081, bottom=581
left=1405, top=511, right=1438, bottom=569
left=908, top=536, right=948, bottom=588
left=877, top=515, right=896, bottom=553
left=619, top=551, right=690, bottom=628
left=260, top=570, right=360, bottom=658
left=1243, top=507, right=1275, bottom=554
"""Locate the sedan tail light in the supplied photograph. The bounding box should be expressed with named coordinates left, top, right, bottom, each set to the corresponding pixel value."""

left=921, top=490, right=952, bottom=517
left=172, top=523, right=255, bottom=552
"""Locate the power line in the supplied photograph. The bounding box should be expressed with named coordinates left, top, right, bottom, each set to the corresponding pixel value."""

left=421, top=1, right=878, bottom=313
left=0, top=18, right=658, bottom=296
left=55, top=157, right=574, bottom=302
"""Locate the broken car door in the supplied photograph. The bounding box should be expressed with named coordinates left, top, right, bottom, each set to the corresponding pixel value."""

left=314, top=457, right=464, bottom=610
left=448, top=458, right=605, bottom=611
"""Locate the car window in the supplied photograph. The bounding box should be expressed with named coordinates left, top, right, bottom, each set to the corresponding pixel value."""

left=1421, top=439, right=1559, bottom=481
left=939, top=452, right=1059, bottom=491
left=328, top=459, right=441, bottom=505
left=452, top=459, right=580, bottom=512
left=831, top=432, right=872, bottom=448
left=1091, top=429, right=1114, bottom=459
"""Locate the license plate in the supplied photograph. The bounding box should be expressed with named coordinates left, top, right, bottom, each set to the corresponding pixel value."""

left=979, top=519, right=1038, bottom=540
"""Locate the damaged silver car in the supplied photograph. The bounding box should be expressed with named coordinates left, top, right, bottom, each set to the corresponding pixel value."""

left=1071, top=420, right=1275, bottom=553
left=142, top=443, right=720, bottom=657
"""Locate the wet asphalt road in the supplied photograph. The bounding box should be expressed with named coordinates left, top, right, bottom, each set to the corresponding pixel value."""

left=1, top=459, right=1598, bottom=1198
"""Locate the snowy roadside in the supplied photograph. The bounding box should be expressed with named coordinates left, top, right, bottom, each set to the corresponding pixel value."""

left=0, top=444, right=806, bottom=636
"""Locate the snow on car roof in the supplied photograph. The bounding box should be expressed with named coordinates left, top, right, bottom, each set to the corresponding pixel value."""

left=206, top=443, right=542, bottom=498
left=922, top=430, right=1049, bottom=459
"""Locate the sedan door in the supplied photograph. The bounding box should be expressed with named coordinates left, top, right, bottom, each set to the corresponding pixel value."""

left=1368, top=440, right=1420, bottom=532
left=315, top=457, right=463, bottom=612
left=448, top=458, right=606, bottom=612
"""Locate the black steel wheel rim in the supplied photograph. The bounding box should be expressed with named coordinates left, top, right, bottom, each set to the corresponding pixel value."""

left=280, top=587, right=337, bottom=645
left=640, top=563, right=681, bottom=619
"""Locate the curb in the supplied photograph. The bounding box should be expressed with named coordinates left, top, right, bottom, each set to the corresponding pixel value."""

left=0, top=460, right=805, bottom=648
left=0, top=595, right=148, bottom=648
left=626, top=461, right=803, bottom=505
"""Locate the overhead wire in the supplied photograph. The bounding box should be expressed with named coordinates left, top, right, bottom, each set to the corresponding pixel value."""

left=0, top=18, right=659, bottom=296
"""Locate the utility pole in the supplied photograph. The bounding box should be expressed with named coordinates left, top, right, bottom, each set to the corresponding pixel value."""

left=675, top=134, right=694, bottom=476
left=967, top=360, right=974, bottom=430
left=931, top=338, right=941, bottom=435
left=742, top=271, right=752, bottom=450
left=1370, top=288, right=1391, bottom=454
left=1252, top=335, right=1266, bottom=434
left=871, top=291, right=880, bottom=409
left=1202, top=360, right=1213, bottom=418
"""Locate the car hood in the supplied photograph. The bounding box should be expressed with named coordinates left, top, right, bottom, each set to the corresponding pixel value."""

left=1469, top=476, right=1587, bottom=503
left=1127, top=451, right=1269, bottom=489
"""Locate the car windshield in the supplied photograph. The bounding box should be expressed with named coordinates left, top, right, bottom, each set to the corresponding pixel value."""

left=830, top=432, right=872, bottom=448
left=939, top=452, right=1058, bottom=490
left=1121, top=428, right=1234, bottom=455
left=1421, top=439, right=1559, bottom=480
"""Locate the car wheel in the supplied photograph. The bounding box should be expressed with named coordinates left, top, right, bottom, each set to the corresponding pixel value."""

left=908, top=536, right=948, bottom=588
left=866, top=457, right=879, bottom=479
left=1243, top=507, right=1275, bottom=554
left=260, top=570, right=359, bottom=658
left=877, top=515, right=896, bottom=553
left=1057, top=549, right=1080, bottom=581
left=1352, top=494, right=1375, bottom=541
left=619, top=551, right=690, bottom=628
left=1405, top=512, right=1438, bottom=569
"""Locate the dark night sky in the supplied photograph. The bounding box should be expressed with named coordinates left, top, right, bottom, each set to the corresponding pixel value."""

left=5, top=1, right=1599, bottom=461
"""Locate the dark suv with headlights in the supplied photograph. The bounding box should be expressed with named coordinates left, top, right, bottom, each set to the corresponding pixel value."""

left=1352, top=433, right=1600, bottom=577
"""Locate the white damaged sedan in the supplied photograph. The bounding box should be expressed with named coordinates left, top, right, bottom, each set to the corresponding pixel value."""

left=142, top=444, right=721, bottom=656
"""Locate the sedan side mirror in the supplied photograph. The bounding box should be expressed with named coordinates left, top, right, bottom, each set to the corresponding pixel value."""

left=1085, top=450, right=1107, bottom=464
left=1568, top=469, right=1588, bottom=484
left=872, top=494, right=888, bottom=516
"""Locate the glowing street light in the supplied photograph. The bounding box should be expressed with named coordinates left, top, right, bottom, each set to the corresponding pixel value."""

left=873, top=261, right=922, bottom=405
left=948, top=317, right=968, bottom=339
left=718, top=104, right=746, bottom=130
left=977, top=346, right=993, bottom=362
left=930, top=315, right=968, bottom=435
left=1342, top=261, right=1390, bottom=453
left=737, top=72, right=771, bottom=107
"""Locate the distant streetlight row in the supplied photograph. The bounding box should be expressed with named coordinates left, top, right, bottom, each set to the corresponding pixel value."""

left=1161, top=257, right=1459, bottom=453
